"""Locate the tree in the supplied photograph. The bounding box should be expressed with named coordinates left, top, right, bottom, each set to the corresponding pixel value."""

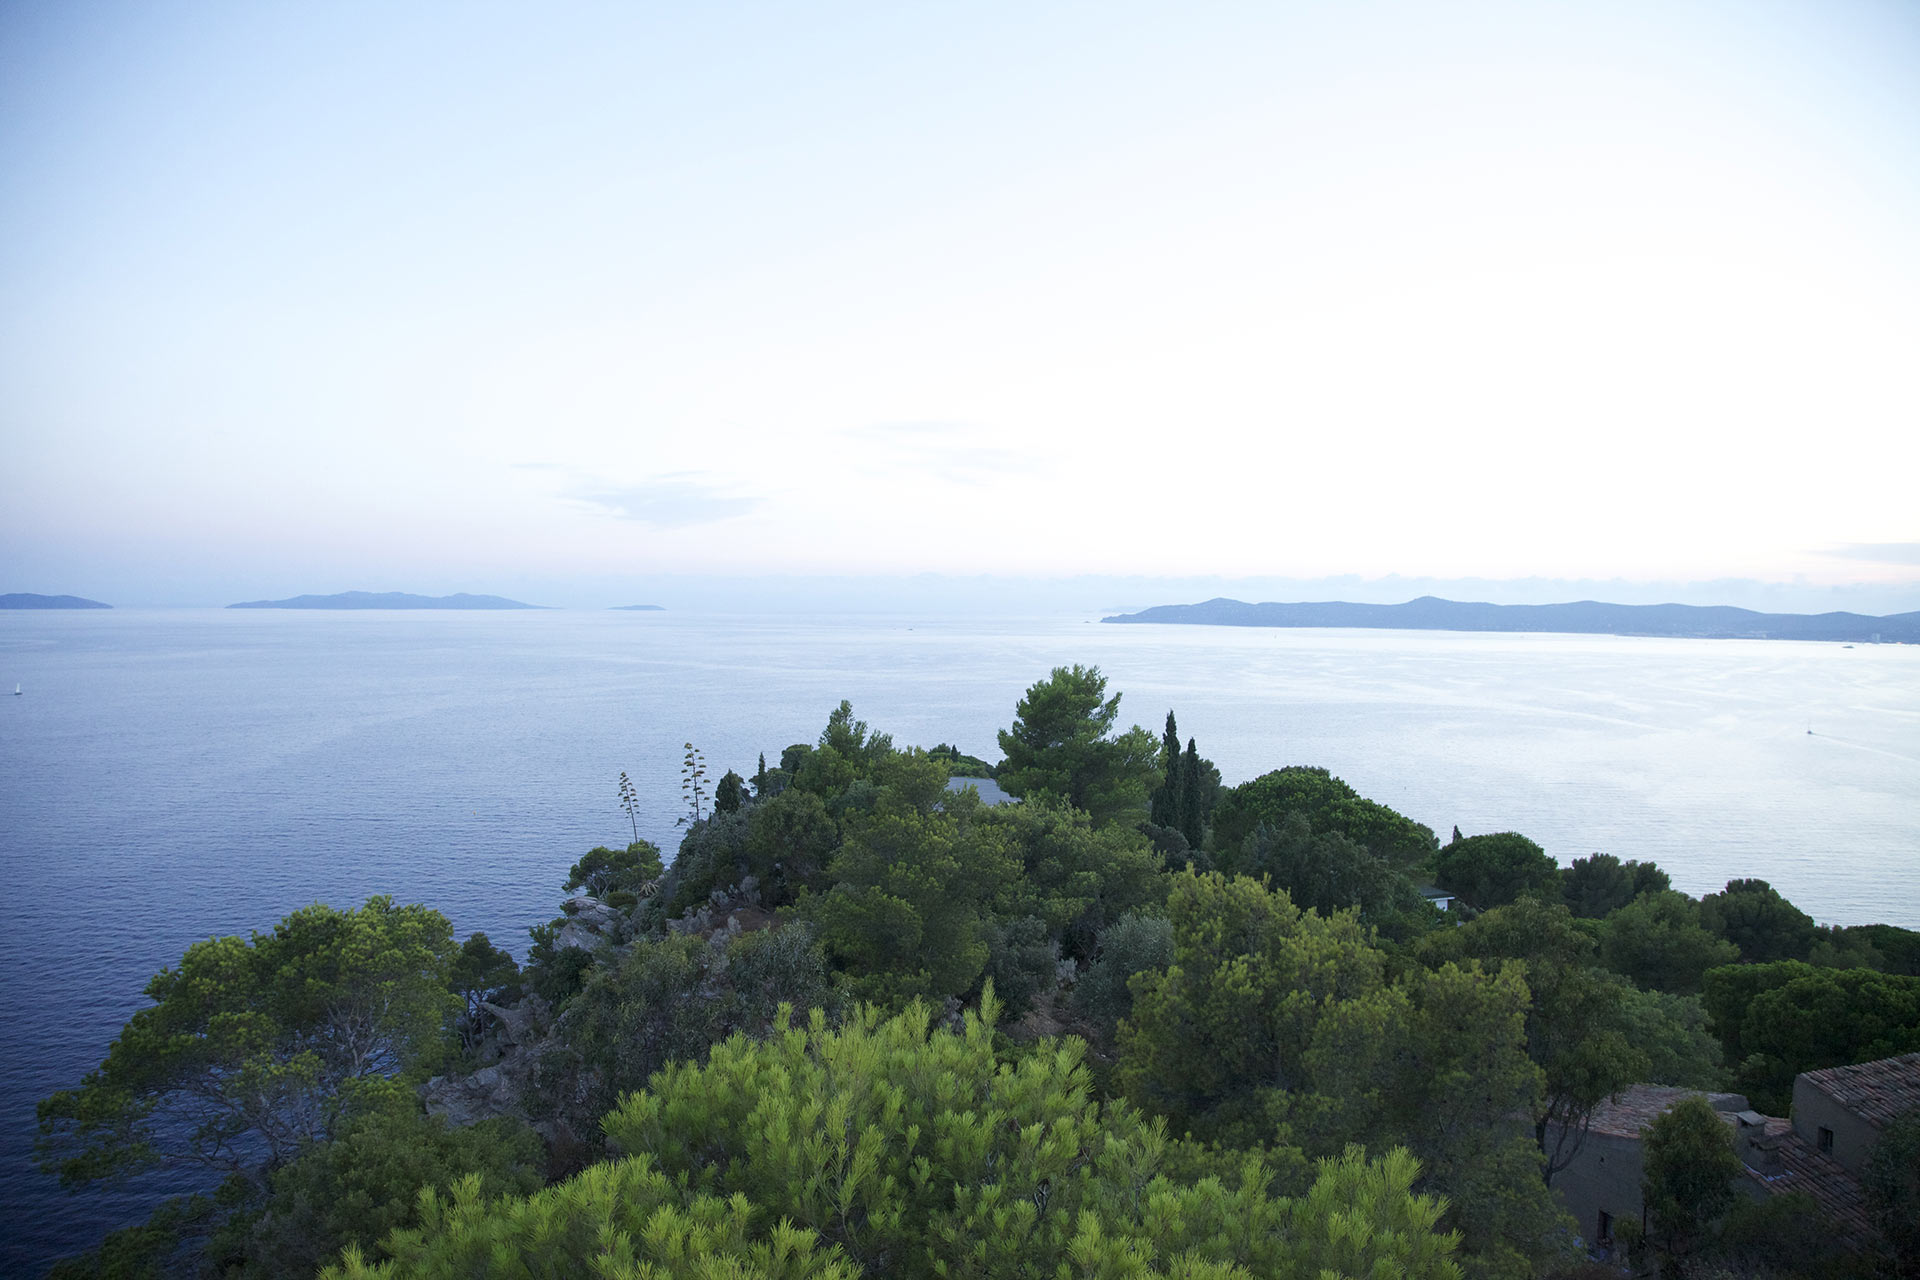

left=39, top=898, right=460, bottom=1189
left=1073, top=910, right=1174, bottom=1034
left=1617, top=988, right=1723, bottom=1090
left=981, top=795, right=1165, bottom=966
left=1700, top=961, right=1920, bottom=1113
left=1117, top=871, right=1389, bottom=1146
left=1179, top=737, right=1205, bottom=849
left=222, top=1090, right=545, bottom=1278
left=1863, top=1106, right=1920, bottom=1278
left=1635, top=1096, right=1742, bottom=1277
left=801, top=799, right=1020, bottom=1006
left=563, top=841, right=663, bottom=899
left=741, top=788, right=840, bottom=909
left=1418, top=897, right=1651, bottom=1186
left=715, top=769, right=747, bottom=814
left=1598, top=891, right=1738, bottom=995
left=789, top=701, right=896, bottom=803
left=334, top=994, right=1465, bottom=1280
left=447, top=933, right=520, bottom=1055
left=996, top=664, right=1158, bottom=827
left=1210, top=767, right=1438, bottom=871
left=1227, top=811, right=1427, bottom=938
left=1561, top=852, right=1669, bottom=919
left=1150, top=709, right=1181, bottom=828
left=531, top=926, right=832, bottom=1146
left=1431, top=831, right=1559, bottom=909
left=1117, top=873, right=1566, bottom=1277
left=1699, top=879, right=1817, bottom=964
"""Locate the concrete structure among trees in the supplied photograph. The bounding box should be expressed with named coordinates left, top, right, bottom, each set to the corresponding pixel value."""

left=1550, top=1051, right=1920, bottom=1259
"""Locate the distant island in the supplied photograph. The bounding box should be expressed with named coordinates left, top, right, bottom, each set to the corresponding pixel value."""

left=1102, top=596, right=1920, bottom=643
left=610, top=604, right=665, bottom=611
left=228, top=591, right=542, bottom=610
left=0, top=593, right=111, bottom=609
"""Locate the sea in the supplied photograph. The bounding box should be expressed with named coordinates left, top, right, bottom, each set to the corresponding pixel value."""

left=2, top=607, right=1916, bottom=1274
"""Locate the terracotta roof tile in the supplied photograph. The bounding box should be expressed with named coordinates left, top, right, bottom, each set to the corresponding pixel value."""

left=1799, top=1051, right=1920, bottom=1129
left=1585, top=1086, right=1749, bottom=1139
left=1742, top=1118, right=1876, bottom=1248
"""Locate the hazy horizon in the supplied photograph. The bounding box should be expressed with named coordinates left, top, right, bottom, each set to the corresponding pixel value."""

left=5, top=2, right=1917, bottom=601
left=12, top=570, right=1920, bottom=618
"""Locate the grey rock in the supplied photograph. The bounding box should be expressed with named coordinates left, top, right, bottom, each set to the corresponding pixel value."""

left=553, top=920, right=603, bottom=952
left=481, top=994, right=551, bottom=1046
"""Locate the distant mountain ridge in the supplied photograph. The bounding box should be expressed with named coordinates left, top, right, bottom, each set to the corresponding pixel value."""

left=0, top=593, right=111, bottom=609
left=228, top=591, right=541, bottom=610
left=1102, top=595, right=1920, bottom=643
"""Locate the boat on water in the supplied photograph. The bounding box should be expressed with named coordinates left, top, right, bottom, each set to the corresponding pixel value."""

left=12, top=683, right=19, bottom=696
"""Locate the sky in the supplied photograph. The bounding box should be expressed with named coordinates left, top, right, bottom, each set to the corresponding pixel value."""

left=3, top=0, right=1918, bottom=610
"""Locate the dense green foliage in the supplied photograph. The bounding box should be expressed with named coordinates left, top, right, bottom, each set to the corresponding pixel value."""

left=1700, top=878, right=1819, bottom=964
left=1419, top=898, right=1671, bottom=1184
left=1701, top=960, right=1920, bottom=1113
left=222, top=1091, right=545, bottom=1277
left=1118, top=872, right=1571, bottom=1278
left=334, top=995, right=1465, bottom=1280
left=1216, top=811, right=1431, bottom=938
left=564, top=840, right=664, bottom=898
left=1560, top=852, right=1669, bottom=919
left=39, top=897, right=460, bottom=1188
left=1597, top=890, right=1739, bottom=995
left=1431, top=831, right=1559, bottom=910
left=1209, top=766, right=1438, bottom=871
left=530, top=926, right=833, bottom=1147
left=996, top=664, right=1159, bottom=827
left=1633, top=1096, right=1744, bottom=1275
left=1073, top=910, right=1174, bottom=1034
left=1864, top=1107, right=1920, bottom=1278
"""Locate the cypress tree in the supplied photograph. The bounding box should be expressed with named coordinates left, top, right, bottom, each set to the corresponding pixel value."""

left=1180, top=737, right=1205, bottom=849
left=1151, top=711, right=1181, bottom=828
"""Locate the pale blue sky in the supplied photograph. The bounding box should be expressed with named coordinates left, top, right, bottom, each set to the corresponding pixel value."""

left=4, top=1, right=1918, bottom=607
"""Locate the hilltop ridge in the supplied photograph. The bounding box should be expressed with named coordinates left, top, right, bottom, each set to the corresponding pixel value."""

left=1102, top=596, right=1920, bottom=643
left=228, top=591, right=542, bottom=610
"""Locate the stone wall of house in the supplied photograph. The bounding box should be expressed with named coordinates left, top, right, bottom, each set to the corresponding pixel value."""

left=1791, top=1076, right=1883, bottom=1177
left=1551, top=1128, right=1644, bottom=1256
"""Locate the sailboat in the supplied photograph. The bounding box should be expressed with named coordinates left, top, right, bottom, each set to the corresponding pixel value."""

left=12, top=683, right=19, bottom=696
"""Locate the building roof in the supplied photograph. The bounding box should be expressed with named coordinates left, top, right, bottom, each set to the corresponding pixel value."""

left=1743, top=1117, right=1876, bottom=1247
left=1799, top=1051, right=1920, bottom=1129
left=1585, top=1086, right=1750, bottom=1139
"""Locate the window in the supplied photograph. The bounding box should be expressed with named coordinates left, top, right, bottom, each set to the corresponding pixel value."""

left=1818, top=1126, right=1834, bottom=1154
left=1597, top=1210, right=1613, bottom=1241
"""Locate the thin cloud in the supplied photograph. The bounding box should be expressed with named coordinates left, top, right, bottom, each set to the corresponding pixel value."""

left=1820, top=543, right=1920, bottom=566
left=844, top=420, right=1028, bottom=487
left=570, top=474, right=758, bottom=529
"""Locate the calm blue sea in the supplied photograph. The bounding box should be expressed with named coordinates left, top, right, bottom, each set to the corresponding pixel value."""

left=2, top=608, right=1916, bottom=1274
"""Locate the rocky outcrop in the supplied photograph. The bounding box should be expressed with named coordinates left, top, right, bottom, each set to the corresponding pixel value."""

left=664, top=876, right=776, bottom=940
left=420, top=883, right=780, bottom=1173
left=554, top=894, right=628, bottom=950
